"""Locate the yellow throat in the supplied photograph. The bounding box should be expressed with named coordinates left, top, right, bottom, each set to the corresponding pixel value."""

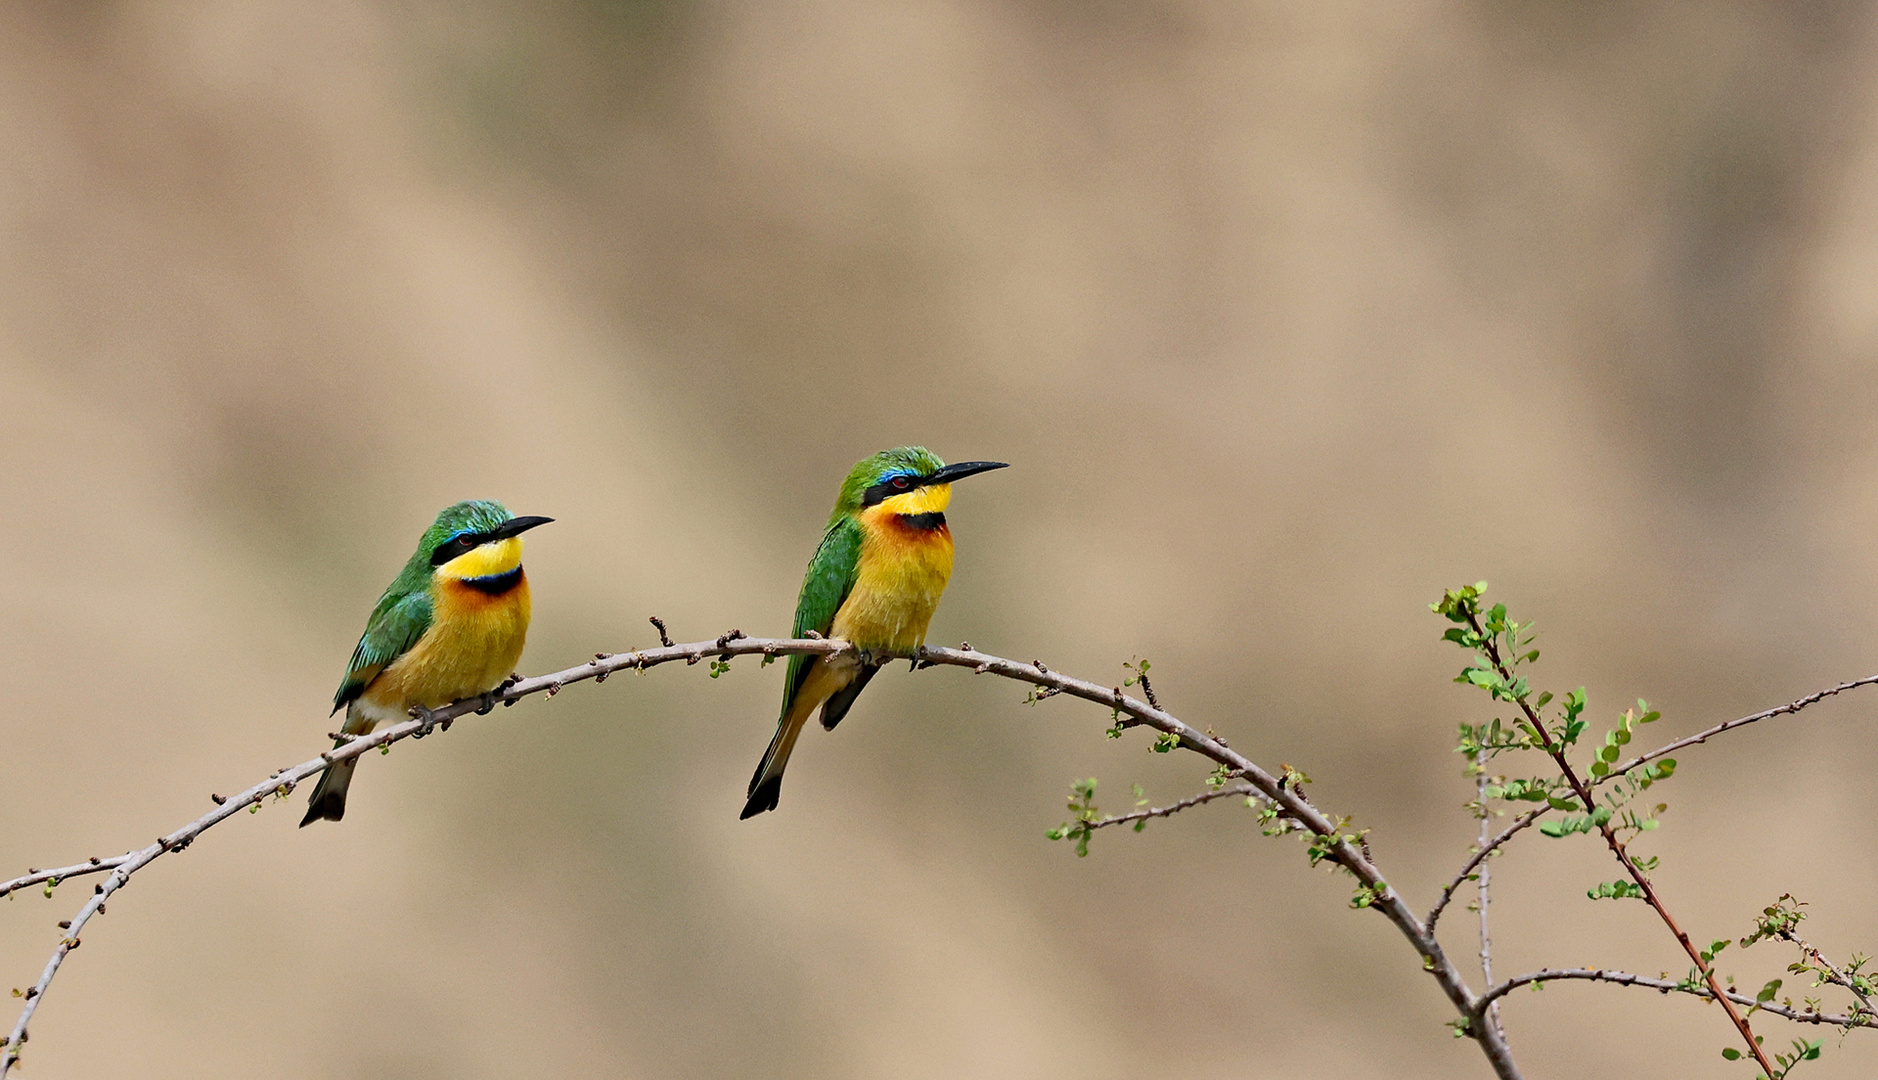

left=834, top=483, right=956, bottom=653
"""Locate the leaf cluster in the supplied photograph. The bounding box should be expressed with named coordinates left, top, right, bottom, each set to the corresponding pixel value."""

left=1738, top=894, right=1877, bottom=1031
left=1721, top=1035, right=1821, bottom=1078
left=1044, top=778, right=1101, bottom=857
left=1439, top=585, right=1678, bottom=854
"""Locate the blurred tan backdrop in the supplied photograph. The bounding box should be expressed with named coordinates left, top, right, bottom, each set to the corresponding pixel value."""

left=3, top=2, right=1878, bottom=1077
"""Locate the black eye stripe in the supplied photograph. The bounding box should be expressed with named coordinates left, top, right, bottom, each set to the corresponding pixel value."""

left=430, top=531, right=489, bottom=566
left=862, top=473, right=926, bottom=507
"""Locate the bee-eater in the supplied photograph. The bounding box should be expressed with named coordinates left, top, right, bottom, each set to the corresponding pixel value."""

left=741, top=447, right=1007, bottom=819
left=300, top=501, right=552, bottom=826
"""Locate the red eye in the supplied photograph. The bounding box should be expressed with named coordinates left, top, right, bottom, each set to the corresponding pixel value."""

left=891, top=476, right=910, bottom=490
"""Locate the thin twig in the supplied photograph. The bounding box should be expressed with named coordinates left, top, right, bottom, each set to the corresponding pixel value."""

left=1426, top=807, right=1545, bottom=934
left=0, top=856, right=133, bottom=901
left=1085, top=784, right=1264, bottom=831
left=1475, top=771, right=1502, bottom=1041
left=0, top=634, right=1523, bottom=1080
left=1608, top=673, right=1878, bottom=784
left=1779, top=928, right=1878, bottom=1017
left=1475, top=968, right=1878, bottom=1029
left=1468, top=610, right=1778, bottom=1077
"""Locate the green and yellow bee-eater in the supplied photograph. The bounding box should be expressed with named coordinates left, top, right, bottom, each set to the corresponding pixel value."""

left=301, top=500, right=552, bottom=826
left=742, top=447, right=1007, bottom=819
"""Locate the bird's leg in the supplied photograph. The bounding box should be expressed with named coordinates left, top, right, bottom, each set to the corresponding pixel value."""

left=410, top=704, right=441, bottom=738
left=475, top=690, right=498, bottom=715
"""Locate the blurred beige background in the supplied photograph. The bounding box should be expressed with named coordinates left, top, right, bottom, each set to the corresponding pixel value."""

left=3, top=1, right=1877, bottom=1076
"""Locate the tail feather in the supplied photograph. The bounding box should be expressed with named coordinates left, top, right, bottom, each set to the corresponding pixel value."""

left=742, top=652, right=869, bottom=819
left=299, top=750, right=357, bottom=827
left=741, top=707, right=809, bottom=819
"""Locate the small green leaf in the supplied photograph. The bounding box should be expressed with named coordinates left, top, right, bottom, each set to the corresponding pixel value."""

left=1721, top=1047, right=1741, bottom=1061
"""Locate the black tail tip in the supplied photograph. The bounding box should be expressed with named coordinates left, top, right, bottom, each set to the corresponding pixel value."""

left=740, top=776, right=783, bottom=819
left=298, top=795, right=345, bottom=828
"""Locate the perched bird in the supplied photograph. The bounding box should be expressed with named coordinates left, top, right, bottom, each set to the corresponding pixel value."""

left=742, top=447, right=1007, bottom=819
left=301, top=501, right=552, bottom=826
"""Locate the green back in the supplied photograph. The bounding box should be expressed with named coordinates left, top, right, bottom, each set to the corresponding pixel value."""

left=781, top=515, right=863, bottom=719
left=332, top=500, right=513, bottom=713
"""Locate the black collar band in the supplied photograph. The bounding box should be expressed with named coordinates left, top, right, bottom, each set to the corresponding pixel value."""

left=458, top=566, right=524, bottom=595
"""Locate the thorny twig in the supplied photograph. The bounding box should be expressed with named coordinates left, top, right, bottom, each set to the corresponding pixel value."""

left=1606, top=673, right=1878, bottom=786
left=1084, top=784, right=1267, bottom=832
left=1425, top=807, right=1545, bottom=934
left=1475, top=770, right=1502, bottom=1041
left=0, top=856, right=132, bottom=902
left=1475, top=968, right=1878, bottom=1030
left=1779, top=928, right=1878, bottom=1018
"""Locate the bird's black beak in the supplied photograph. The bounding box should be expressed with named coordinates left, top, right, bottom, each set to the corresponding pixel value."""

left=926, top=461, right=1009, bottom=484
left=491, top=515, right=555, bottom=540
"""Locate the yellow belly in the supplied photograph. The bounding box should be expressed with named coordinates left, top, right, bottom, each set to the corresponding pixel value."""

left=359, top=576, right=531, bottom=717
left=831, top=510, right=954, bottom=653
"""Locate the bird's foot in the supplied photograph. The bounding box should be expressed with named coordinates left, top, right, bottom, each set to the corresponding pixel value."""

left=856, top=647, right=880, bottom=668
left=410, top=704, right=442, bottom=737
left=475, top=690, right=499, bottom=716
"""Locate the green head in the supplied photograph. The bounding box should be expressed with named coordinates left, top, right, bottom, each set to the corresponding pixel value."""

left=829, top=447, right=1008, bottom=522
left=405, top=500, right=554, bottom=579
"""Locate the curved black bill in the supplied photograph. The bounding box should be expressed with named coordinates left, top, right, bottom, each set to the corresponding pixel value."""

left=927, top=461, right=1009, bottom=484
left=491, top=515, right=555, bottom=540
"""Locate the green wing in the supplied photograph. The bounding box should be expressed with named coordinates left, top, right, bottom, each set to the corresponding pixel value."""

left=780, top=515, right=862, bottom=718
left=332, top=585, right=434, bottom=713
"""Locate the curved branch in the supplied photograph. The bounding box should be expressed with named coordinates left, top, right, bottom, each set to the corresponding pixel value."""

left=1476, top=968, right=1878, bottom=1029
left=1608, top=672, right=1878, bottom=784
left=1425, top=807, right=1546, bottom=935
left=1, top=633, right=1518, bottom=1077
left=908, top=645, right=1519, bottom=1073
